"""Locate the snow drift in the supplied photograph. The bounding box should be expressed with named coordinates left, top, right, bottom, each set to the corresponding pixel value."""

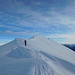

left=0, top=36, right=75, bottom=75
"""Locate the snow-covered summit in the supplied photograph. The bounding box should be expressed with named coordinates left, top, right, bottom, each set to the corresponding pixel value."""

left=14, top=38, right=25, bottom=46
left=0, top=36, right=75, bottom=75
left=27, top=36, right=75, bottom=63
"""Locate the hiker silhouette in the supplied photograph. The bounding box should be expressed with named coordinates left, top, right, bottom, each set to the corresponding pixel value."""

left=24, top=40, right=27, bottom=46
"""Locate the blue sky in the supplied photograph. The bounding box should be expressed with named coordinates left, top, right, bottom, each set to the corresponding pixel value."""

left=0, top=0, right=75, bottom=45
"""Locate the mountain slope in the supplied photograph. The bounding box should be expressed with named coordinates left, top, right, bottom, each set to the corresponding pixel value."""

left=0, top=36, right=75, bottom=75
left=27, top=36, right=75, bottom=63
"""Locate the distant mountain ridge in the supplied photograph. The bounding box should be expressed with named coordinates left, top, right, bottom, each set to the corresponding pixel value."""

left=63, top=44, right=75, bottom=52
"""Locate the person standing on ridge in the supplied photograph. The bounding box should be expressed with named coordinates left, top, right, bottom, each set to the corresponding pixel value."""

left=24, top=40, right=27, bottom=46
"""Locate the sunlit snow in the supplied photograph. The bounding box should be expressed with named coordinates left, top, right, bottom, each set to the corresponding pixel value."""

left=0, top=36, right=75, bottom=75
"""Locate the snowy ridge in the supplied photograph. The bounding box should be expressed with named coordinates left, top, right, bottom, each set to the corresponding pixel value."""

left=27, top=36, right=75, bottom=64
left=0, top=36, right=75, bottom=75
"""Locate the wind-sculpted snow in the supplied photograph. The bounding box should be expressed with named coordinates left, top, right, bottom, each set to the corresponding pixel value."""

left=0, top=46, right=54, bottom=75
left=40, top=51, right=75, bottom=74
left=0, top=36, right=75, bottom=75
left=7, top=46, right=34, bottom=58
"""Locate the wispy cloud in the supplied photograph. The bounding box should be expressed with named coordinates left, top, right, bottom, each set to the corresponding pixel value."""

left=0, top=30, right=40, bottom=36
left=63, top=1, right=75, bottom=17
left=46, top=33, right=75, bottom=39
left=1, top=8, right=75, bottom=35
left=46, top=33, right=75, bottom=44
left=0, top=0, right=75, bottom=43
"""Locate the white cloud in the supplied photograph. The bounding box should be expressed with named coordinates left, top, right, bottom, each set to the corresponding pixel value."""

left=64, top=38, right=75, bottom=44
left=1, top=9, right=75, bottom=34
left=27, top=10, right=75, bottom=30
left=0, top=30, right=40, bottom=36
left=16, top=10, right=64, bottom=29
left=46, top=34, right=75, bottom=39
left=63, top=1, right=75, bottom=17
left=46, top=33, right=75, bottom=44
left=48, top=11, right=75, bottom=28
left=1, top=0, right=75, bottom=33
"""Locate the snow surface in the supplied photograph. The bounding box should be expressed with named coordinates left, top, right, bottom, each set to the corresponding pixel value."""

left=0, top=36, right=75, bottom=75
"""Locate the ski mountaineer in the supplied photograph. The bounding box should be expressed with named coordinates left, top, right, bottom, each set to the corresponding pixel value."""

left=24, top=40, right=27, bottom=46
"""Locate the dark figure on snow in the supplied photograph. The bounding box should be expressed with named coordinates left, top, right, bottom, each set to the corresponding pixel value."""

left=24, top=40, right=27, bottom=46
